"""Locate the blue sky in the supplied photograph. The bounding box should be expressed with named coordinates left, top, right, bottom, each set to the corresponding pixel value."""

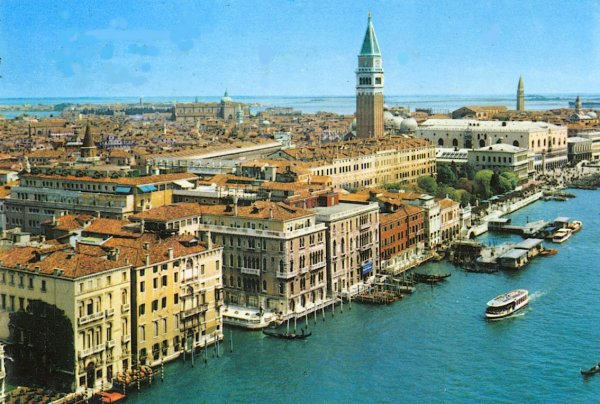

left=0, top=0, right=598, bottom=97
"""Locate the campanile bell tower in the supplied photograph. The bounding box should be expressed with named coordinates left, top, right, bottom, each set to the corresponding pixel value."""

left=356, top=12, right=384, bottom=138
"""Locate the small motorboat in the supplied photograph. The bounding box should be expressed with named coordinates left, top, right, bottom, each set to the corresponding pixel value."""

left=580, top=363, right=600, bottom=377
left=540, top=248, right=558, bottom=257
left=568, top=220, right=582, bottom=233
left=262, top=329, right=312, bottom=340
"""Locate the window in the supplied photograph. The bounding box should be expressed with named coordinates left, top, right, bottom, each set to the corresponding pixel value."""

left=174, top=293, right=179, bottom=305
left=162, top=275, right=167, bottom=287
left=152, top=300, right=158, bottom=312
left=153, top=321, right=159, bottom=337
left=153, top=278, right=158, bottom=289
left=174, top=272, right=178, bottom=283
left=162, top=297, right=167, bottom=309
left=140, top=281, right=145, bottom=293
left=139, top=325, right=146, bottom=342
left=139, top=304, right=145, bottom=316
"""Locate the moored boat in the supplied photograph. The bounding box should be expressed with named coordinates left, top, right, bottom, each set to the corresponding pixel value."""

left=580, top=363, right=600, bottom=377
left=413, top=272, right=451, bottom=284
left=540, top=248, right=558, bottom=256
left=485, top=289, right=529, bottom=320
left=568, top=220, right=582, bottom=233
left=262, top=329, right=312, bottom=340
left=552, top=228, right=572, bottom=243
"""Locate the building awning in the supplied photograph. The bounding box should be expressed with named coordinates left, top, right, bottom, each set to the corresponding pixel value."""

left=137, top=184, right=158, bottom=193
left=173, top=179, right=194, bottom=189
left=115, top=186, right=132, bottom=194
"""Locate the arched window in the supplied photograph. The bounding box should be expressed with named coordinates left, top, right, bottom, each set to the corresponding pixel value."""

left=452, top=139, right=458, bottom=147
left=513, top=141, right=520, bottom=147
left=479, top=139, right=485, bottom=147
left=496, top=139, right=502, bottom=144
left=465, top=140, right=472, bottom=148
left=263, top=280, right=267, bottom=291
left=438, top=138, right=444, bottom=147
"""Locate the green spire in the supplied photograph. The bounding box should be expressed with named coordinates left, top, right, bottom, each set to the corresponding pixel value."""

left=360, top=12, right=381, bottom=55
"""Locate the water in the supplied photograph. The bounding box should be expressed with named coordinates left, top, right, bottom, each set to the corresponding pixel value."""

left=126, top=189, right=600, bottom=403
left=1, top=94, right=598, bottom=118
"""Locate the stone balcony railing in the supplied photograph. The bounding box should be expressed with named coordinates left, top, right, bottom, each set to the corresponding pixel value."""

left=181, top=304, right=209, bottom=320
left=78, top=343, right=105, bottom=359
left=78, top=311, right=105, bottom=326
left=276, top=270, right=299, bottom=279
left=105, top=308, right=115, bottom=317
left=240, top=267, right=260, bottom=276
left=121, top=334, right=131, bottom=343
left=310, top=261, right=326, bottom=271
left=106, top=339, right=116, bottom=349
left=121, top=304, right=130, bottom=313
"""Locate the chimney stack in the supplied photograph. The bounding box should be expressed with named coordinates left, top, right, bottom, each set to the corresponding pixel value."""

left=207, top=230, right=213, bottom=249
left=168, top=247, right=174, bottom=260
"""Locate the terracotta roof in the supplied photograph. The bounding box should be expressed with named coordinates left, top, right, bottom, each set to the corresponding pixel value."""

left=130, top=203, right=204, bottom=222
left=438, top=198, right=459, bottom=209
left=0, top=245, right=129, bottom=279
left=83, top=218, right=142, bottom=238
left=101, top=233, right=211, bottom=267
left=26, top=172, right=198, bottom=186
left=43, top=214, right=96, bottom=231
left=201, top=201, right=314, bottom=221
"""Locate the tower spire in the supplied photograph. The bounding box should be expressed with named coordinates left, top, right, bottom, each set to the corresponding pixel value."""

left=356, top=13, right=384, bottom=138
left=516, top=75, right=525, bottom=111
left=360, top=12, right=381, bottom=56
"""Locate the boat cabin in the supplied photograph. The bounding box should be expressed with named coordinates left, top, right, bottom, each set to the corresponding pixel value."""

left=498, top=248, right=528, bottom=269
left=514, top=238, right=544, bottom=258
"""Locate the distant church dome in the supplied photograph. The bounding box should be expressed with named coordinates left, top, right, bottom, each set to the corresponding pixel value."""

left=391, top=116, right=404, bottom=130
left=588, top=111, right=598, bottom=119
left=400, top=117, right=418, bottom=132
left=384, top=111, right=395, bottom=123
left=261, top=119, right=271, bottom=126
left=221, top=90, right=233, bottom=103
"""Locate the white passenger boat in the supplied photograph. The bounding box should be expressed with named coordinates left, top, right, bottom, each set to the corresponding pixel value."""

left=552, top=228, right=572, bottom=243
left=485, top=289, right=529, bottom=320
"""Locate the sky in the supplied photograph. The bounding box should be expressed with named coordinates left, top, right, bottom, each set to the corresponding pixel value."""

left=0, top=0, right=599, bottom=97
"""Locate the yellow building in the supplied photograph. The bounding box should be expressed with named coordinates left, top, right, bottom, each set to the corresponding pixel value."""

left=0, top=244, right=131, bottom=393
left=97, top=233, right=223, bottom=367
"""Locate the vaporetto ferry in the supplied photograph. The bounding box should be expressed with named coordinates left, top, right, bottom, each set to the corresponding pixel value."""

left=485, top=289, right=529, bottom=320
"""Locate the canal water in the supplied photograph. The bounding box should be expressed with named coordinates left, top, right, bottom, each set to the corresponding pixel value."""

left=128, top=189, right=600, bottom=403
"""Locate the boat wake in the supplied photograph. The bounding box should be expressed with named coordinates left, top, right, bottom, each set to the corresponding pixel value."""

left=528, top=290, right=545, bottom=302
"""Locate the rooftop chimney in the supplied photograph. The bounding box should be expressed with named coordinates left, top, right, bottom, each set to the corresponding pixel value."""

left=145, top=254, right=150, bottom=266
left=168, top=247, right=174, bottom=260
left=207, top=230, right=213, bottom=249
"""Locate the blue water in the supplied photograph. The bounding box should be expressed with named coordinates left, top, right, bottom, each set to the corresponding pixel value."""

left=1, top=94, right=598, bottom=117
left=125, top=189, right=600, bottom=403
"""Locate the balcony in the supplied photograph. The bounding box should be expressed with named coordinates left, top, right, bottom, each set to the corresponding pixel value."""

left=121, top=334, right=131, bottom=343
left=78, top=343, right=105, bottom=359
left=78, top=311, right=105, bottom=326
left=310, top=261, right=326, bottom=271
left=121, top=304, right=130, bottom=313
left=276, top=270, right=298, bottom=279
left=180, top=304, right=209, bottom=320
left=240, top=267, right=260, bottom=276
left=106, top=339, right=116, bottom=349
left=360, top=222, right=371, bottom=231
left=105, top=308, right=115, bottom=317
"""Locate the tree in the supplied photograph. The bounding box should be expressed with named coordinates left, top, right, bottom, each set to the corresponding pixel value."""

left=473, top=170, right=494, bottom=199
left=490, top=171, right=501, bottom=195
left=455, top=177, right=474, bottom=193
left=8, top=300, right=75, bottom=391
left=417, top=175, right=438, bottom=195
left=437, top=164, right=458, bottom=186
left=462, top=163, right=476, bottom=180
left=500, top=171, right=519, bottom=189
left=456, top=189, right=472, bottom=207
